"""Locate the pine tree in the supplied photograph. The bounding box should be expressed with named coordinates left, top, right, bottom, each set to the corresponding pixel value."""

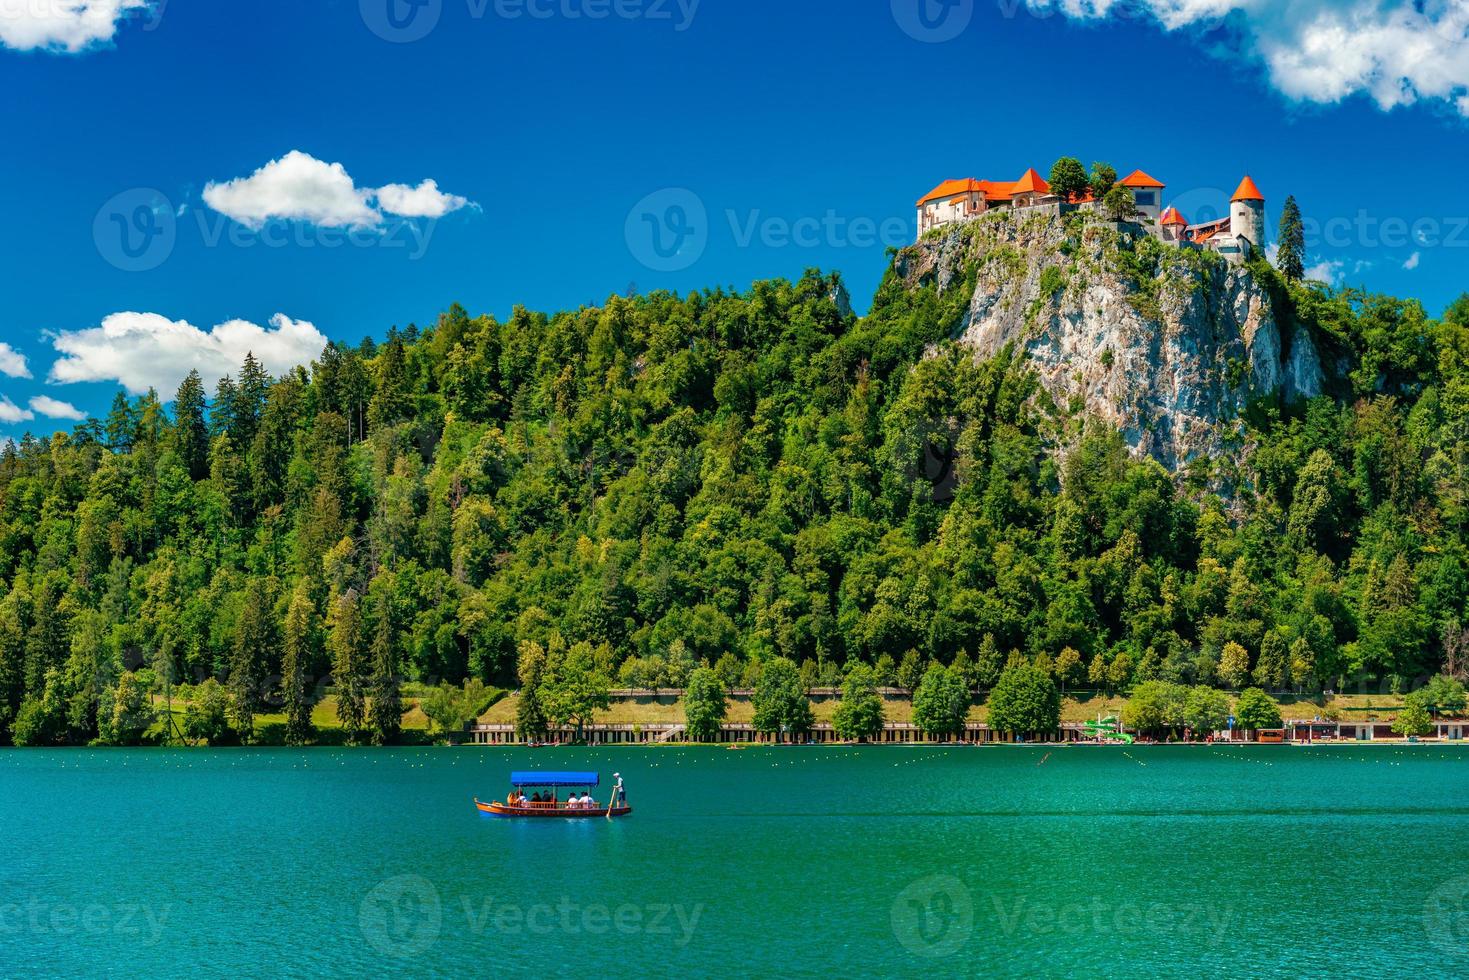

left=1276, top=195, right=1305, bottom=282
left=229, top=579, right=278, bottom=742
left=329, top=590, right=367, bottom=743
left=104, top=391, right=138, bottom=453
left=236, top=352, right=271, bottom=448
left=210, top=375, right=238, bottom=438
left=24, top=575, right=69, bottom=696
left=367, top=587, right=402, bottom=745
left=515, top=641, right=549, bottom=742
left=368, top=337, right=412, bottom=430
left=1253, top=630, right=1288, bottom=690
left=281, top=586, right=316, bottom=746
left=173, top=370, right=210, bottom=481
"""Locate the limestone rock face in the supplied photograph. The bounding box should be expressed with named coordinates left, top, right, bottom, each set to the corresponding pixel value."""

left=896, top=211, right=1325, bottom=471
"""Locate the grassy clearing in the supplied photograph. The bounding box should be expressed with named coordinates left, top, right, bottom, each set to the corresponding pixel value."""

left=147, top=693, right=441, bottom=746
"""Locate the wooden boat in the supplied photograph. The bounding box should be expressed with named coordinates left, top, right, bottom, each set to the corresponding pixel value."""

left=475, top=770, right=632, bottom=819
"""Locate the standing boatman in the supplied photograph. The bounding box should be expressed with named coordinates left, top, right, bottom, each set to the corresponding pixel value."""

left=613, top=772, right=625, bottom=806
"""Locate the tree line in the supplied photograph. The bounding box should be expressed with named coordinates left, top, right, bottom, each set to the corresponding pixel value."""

left=0, top=245, right=1465, bottom=746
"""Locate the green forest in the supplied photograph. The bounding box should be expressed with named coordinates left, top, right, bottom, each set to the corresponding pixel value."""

left=1, top=236, right=1466, bottom=745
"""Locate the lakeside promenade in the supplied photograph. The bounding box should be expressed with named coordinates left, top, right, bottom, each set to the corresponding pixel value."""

left=463, top=687, right=1469, bottom=746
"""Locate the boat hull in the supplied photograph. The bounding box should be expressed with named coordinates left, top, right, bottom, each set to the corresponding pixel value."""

left=475, top=799, right=632, bottom=819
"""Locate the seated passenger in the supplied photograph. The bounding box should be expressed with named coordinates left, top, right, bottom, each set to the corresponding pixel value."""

left=581, top=792, right=594, bottom=807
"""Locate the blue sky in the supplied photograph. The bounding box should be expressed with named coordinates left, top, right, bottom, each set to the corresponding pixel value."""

left=1, top=0, right=1467, bottom=436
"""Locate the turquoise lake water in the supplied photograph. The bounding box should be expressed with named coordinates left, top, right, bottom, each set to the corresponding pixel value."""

left=4, top=744, right=1469, bottom=977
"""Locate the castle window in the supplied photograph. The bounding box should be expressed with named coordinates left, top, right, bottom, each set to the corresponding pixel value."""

left=1134, top=191, right=1156, bottom=207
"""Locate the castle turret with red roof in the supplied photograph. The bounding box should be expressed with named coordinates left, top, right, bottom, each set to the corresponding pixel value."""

left=1229, top=175, right=1266, bottom=256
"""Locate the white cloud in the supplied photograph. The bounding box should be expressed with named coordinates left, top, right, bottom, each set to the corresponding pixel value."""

left=203, top=151, right=475, bottom=229
left=28, top=396, right=86, bottom=421
left=0, top=0, right=146, bottom=52
left=1042, top=1, right=1469, bottom=117
left=0, top=397, right=34, bottom=425
left=376, top=179, right=472, bottom=219
left=203, top=152, right=379, bottom=230
left=1304, top=258, right=1345, bottom=285
left=1403, top=250, right=1422, bottom=270
left=0, top=343, right=29, bottom=379
left=48, top=311, right=330, bottom=395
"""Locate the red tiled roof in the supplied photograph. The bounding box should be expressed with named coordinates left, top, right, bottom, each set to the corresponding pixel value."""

left=976, top=178, right=1015, bottom=202
left=1119, top=169, right=1165, bottom=189
left=1011, top=168, right=1050, bottom=195
left=1161, top=206, right=1187, bottom=226
left=1231, top=175, right=1265, bottom=202
left=917, top=178, right=985, bottom=207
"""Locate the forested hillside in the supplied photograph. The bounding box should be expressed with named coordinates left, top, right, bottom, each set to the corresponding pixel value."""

left=1, top=248, right=1466, bottom=745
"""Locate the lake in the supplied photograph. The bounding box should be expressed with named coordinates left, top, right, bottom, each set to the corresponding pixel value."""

left=3, top=744, right=1469, bottom=977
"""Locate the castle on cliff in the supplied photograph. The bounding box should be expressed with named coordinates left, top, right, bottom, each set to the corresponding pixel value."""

left=915, top=168, right=1266, bottom=265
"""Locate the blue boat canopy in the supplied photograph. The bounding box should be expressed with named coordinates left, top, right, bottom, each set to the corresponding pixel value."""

left=511, top=771, right=599, bottom=787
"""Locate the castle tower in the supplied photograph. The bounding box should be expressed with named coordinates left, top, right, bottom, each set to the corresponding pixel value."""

left=1160, top=205, right=1187, bottom=243
left=1229, top=176, right=1266, bottom=254
left=1119, top=170, right=1166, bottom=227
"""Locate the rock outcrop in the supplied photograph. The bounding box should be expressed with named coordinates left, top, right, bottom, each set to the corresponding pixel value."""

left=894, top=208, right=1325, bottom=471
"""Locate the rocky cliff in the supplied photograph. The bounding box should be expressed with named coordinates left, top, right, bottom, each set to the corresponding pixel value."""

left=894, top=208, right=1326, bottom=472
